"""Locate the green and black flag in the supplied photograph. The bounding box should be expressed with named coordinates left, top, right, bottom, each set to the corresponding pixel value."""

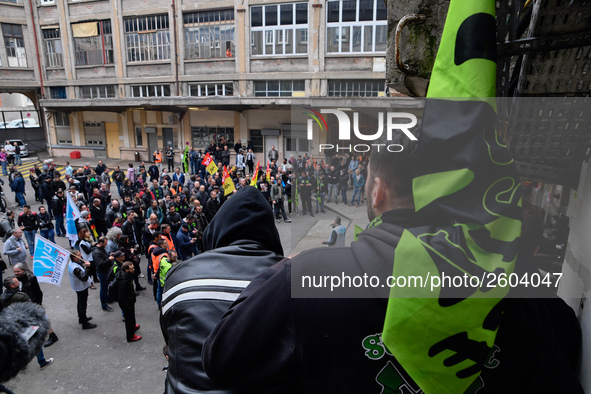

left=380, top=0, right=521, bottom=392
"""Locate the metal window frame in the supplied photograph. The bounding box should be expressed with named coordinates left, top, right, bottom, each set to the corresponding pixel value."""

left=250, top=3, right=308, bottom=56
left=326, top=0, right=387, bottom=54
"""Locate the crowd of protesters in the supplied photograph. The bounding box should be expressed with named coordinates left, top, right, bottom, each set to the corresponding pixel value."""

left=0, top=138, right=367, bottom=354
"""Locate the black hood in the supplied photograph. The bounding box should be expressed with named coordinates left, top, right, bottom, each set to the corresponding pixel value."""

left=203, top=186, right=283, bottom=256
left=153, top=247, right=168, bottom=257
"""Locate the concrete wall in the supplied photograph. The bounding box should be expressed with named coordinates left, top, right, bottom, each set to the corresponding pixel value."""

left=385, top=0, right=448, bottom=96
left=559, top=160, right=591, bottom=392
left=188, top=110, right=235, bottom=128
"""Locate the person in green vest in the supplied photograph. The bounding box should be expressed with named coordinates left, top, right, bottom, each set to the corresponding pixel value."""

left=158, top=250, right=178, bottom=290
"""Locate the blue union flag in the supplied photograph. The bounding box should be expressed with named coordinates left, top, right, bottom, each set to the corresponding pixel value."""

left=33, top=235, right=71, bottom=287
left=66, top=191, right=81, bottom=244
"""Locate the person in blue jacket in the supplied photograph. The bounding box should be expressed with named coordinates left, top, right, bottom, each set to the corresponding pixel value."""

left=176, top=223, right=195, bottom=261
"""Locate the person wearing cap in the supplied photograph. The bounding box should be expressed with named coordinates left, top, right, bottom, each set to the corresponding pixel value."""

left=176, top=223, right=196, bottom=261
left=108, top=250, right=126, bottom=283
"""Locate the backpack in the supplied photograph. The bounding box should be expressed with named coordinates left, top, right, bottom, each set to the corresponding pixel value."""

left=107, top=276, right=119, bottom=303
left=107, top=262, right=120, bottom=283
left=0, top=220, right=6, bottom=238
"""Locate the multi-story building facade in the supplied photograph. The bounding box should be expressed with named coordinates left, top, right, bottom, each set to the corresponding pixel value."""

left=0, top=0, right=393, bottom=161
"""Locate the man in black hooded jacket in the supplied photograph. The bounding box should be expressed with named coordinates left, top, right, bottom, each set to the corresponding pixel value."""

left=160, top=186, right=284, bottom=393
left=202, top=132, right=583, bottom=393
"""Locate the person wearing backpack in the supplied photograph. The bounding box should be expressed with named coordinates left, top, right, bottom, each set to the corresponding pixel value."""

left=117, top=261, right=141, bottom=342
left=68, top=250, right=97, bottom=330
left=107, top=250, right=126, bottom=283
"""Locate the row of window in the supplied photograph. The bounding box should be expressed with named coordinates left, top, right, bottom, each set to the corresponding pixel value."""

left=48, top=79, right=383, bottom=99
left=1, top=1, right=386, bottom=69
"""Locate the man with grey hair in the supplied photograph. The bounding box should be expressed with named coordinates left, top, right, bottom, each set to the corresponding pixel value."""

left=322, top=216, right=346, bottom=247
left=235, top=177, right=247, bottom=190
left=3, top=228, right=28, bottom=266
left=1, top=210, right=16, bottom=242
left=105, top=227, right=122, bottom=254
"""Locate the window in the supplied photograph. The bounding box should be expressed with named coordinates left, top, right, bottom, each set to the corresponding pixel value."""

left=73, top=20, right=113, bottom=66
left=326, top=0, right=387, bottom=53
left=50, top=87, right=67, bottom=99
left=84, top=121, right=104, bottom=146
left=2, top=24, right=27, bottom=67
left=54, top=111, right=70, bottom=126
left=79, top=85, right=115, bottom=99
left=188, top=82, right=233, bottom=97
left=135, top=126, right=143, bottom=147
left=39, top=0, right=54, bottom=4
left=184, top=10, right=235, bottom=60
left=191, top=126, right=234, bottom=147
left=251, top=3, right=308, bottom=56
left=250, top=130, right=263, bottom=152
left=55, top=112, right=71, bottom=145
left=254, top=80, right=304, bottom=97
left=131, top=85, right=171, bottom=98
left=0, top=0, right=18, bottom=3
left=42, top=28, right=63, bottom=68
left=284, top=137, right=309, bottom=152
left=328, top=79, right=384, bottom=97
left=125, top=15, right=170, bottom=62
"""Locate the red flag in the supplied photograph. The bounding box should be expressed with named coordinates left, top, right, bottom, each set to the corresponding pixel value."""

left=201, top=153, right=213, bottom=166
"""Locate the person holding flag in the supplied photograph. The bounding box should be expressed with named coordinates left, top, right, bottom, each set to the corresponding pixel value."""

left=222, top=166, right=235, bottom=197
left=250, top=161, right=260, bottom=187
left=68, top=249, right=97, bottom=330
left=183, top=142, right=190, bottom=174
left=65, top=190, right=81, bottom=248
left=265, top=161, right=271, bottom=182
left=202, top=153, right=218, bottom=177
left=201, top=0, right=583, bottom=392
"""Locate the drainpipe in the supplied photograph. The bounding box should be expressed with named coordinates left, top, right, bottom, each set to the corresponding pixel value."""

left=28, top=0, right=45, bottom=97
left=171, top=0, right=180, bottom=97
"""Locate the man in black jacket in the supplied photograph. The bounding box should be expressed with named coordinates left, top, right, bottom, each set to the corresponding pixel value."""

left=121, top=212, right=138, bottom=245
left=204, top=190, right=220, bottom=222
left=161, top=186, right=284, bottom=393
left=52, top=190, right=66, bottom=237
left=91, top=236, right=115, bottom=312
left=195, top=185, right=209, bottom=207
left=105, top=200, right=122, bottom=229
left=89, top=198, right=107, bottom=236
left=166, top=205, right=182, bottom=239
left=203, top=135, right=583, bottom=393
left=117, top=261, right=141, bottom=342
